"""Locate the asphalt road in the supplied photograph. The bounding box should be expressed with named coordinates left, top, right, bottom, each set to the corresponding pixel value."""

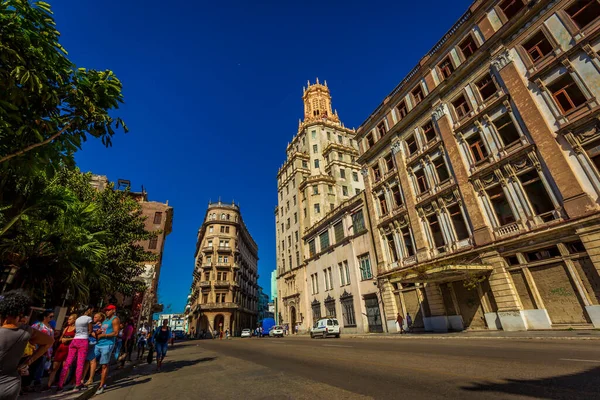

left=100, top=336, right=600, bottom=399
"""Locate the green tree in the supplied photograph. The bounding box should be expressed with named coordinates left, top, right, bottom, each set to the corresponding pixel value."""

left=0, top=0, right=127, bottom=173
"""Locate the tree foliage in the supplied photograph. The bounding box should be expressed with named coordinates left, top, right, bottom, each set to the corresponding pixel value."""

left=0, top=0, right=127, bottom=172
left=0, top=169, right=156, bottom=306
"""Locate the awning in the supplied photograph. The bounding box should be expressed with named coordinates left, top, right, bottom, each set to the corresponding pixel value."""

left=394, top=264, right=493, bottom=284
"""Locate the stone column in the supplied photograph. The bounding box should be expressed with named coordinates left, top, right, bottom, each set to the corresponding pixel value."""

left=576, top=224, right=600, bottom=327
left=432, top=104, right=493, bottom=246
left=491, top=48, right=597, bottom=219
left=381, top=279, right=399, bottom=332
left=479, top=250, right=527, bottom=331
left=424, top=283, right=448, bottom=332
left=361, top=168, right=392, bottom=272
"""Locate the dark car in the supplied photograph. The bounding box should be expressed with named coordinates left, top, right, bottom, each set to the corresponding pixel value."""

left=173, top=330, right=186, bottom=340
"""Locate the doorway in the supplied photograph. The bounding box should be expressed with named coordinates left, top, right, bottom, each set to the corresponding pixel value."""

left=290, top=306, right=297, bottom=334
left=364, top=295, right=383, bottom=333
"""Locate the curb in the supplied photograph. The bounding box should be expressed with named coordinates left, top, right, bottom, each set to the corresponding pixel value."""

left=344, top=334, right=600, bottom=340
left=76, top=361, right=140, bottom=400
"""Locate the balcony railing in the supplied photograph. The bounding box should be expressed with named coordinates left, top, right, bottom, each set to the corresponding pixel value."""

left=199, top=281, right=211, bottom=288
left=402, top=255, right=417, bottom=267
left=201, top=302, right=238, bottom=310
left=495, top=222, right=521, bottom=237
left=214, top=280, right=230, bottom=288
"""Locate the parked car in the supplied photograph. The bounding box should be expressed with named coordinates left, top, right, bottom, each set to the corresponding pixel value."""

left=269, top=325, right=284, bottom=337
left=310, top=318, right=340, bottom=338
left=241, top=328, right=252, bottom=338
left=173, top=330, right=186, bottom=340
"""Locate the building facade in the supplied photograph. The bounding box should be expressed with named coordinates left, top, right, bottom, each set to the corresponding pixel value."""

left=258, top=286, right=272, bottom=323
left=271, top=270, right=278, bottom=323
left=276, top=81, right=382, bottom=334
left=355, top=0, right=600, bottom=331
left=187, top=202, right=259, bottom=337
left=158, top=313, right=185, bottom=332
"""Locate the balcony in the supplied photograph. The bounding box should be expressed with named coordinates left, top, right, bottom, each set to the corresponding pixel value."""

left=202, top=246, right=214, bottom=253
left=201, top=302, right=238, bottom=310
left=232, top=264, right=241, bottom=270
left=199, top=281, right=211, bottom=288
left=215, top=262, right=231, bottom=268
left=217, top=246, right=232, bottom=253
left=494, top=222, right=521, bottom=238
left=214, top=280, right=230, bottom=288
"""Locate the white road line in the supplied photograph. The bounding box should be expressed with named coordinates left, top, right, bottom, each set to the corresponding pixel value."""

left=322, top=344, right=354, bottom=348
left=560, top=358, right=600, bottom=363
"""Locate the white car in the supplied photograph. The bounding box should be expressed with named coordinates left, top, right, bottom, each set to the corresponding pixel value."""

left=241, top=329, right=252, bottom=338
left=310, top=318, right=341, bottom=338
left=269, top=325, right=284, bottom=337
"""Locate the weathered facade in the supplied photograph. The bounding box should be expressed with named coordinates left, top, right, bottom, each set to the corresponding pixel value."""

left=355, top=0, right=600, bottom=331
left=187, top=202, right=259, bottom=337
left=275, top=81, right=384, bottom=334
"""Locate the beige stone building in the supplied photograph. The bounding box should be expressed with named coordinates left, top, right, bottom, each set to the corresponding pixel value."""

left=188, top=202, right=258, bottom=337
left=354, top=0, right=600, bottom=331
left=276, top=81, right=379, bottom=333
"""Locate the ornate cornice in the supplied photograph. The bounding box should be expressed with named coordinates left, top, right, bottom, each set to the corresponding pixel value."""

left=432, top=103, right=448, bottom=121
left=391, top=140, right=402, bottom=155
left=491, top=48, right=513, bottom=72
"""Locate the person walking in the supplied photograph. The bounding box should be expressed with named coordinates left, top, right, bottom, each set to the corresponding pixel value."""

left=0, top=290, right=54, bottom=400
left=83, top=313, right=104, bottom=386
left=29, top=310, right=54, bottom=390
left=153, top=320, right=171, bottom=372
left=121, top=319, right=134, bottom=366
left=57, top=307, right=93, bottom=391
left=396, top=313, right=405, bottom=334
left=136, top=331, right=147, bottom=360
left=406, top=313, right=412, bottom=333
left=94, top=305, right=119, bottom=395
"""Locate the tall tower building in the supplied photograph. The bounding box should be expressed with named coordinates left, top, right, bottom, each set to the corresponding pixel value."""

left=275, top=80, right=365, bottom=332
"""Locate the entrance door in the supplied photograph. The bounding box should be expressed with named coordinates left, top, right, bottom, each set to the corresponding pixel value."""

left=290, top=306, right=297, bottom=334
left=364, top=296, right=383, bottom=333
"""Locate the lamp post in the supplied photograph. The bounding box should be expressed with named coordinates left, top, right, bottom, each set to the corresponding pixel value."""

left=374, top=280, right=389, bottom=333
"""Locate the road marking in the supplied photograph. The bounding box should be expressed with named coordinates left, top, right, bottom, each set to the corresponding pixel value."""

left=322, top=344, right=353, bottom=348
left=560, top=358, right=600, bottom=363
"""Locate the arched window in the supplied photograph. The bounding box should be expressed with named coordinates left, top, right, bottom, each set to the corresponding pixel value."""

left=221, top=213, right=226, bottom=220
left=226, top=214, right=230, bottom=220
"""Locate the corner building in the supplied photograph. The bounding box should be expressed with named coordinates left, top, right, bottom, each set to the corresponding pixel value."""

left=187, top=202, right=259, bottom=337
left=276, top=80, right=373, bottom=333
left=356, top=0, right=600, bottom=331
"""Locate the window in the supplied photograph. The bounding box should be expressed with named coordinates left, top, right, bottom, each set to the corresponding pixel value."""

left=493, top=113, right=521, bottom=147
left=377, top=122, right=387, bottom=136
left=327, top=131, right=331, bottom=140
left=379, top=194, right=389, bottom=215
left=355, top=188, right=361, bottom=195
left=476, top=74, right=498, bottom=101
left=311, top=130, right=316, bottom=139
left=302, top=160, right=308, bottom=168
left=153, top=212, right=162, bottom=224
left=412, top=85, right=424, bottom=105
left=314, top=159, right=320, bottom=168
left=452, top=94, right=472, bottom=120
left=565, top=0, right=600, bottom=29
left=319, top=231, right=330, bottom=250
left=313, top=185, right=319, bottom=195
left=523, top=31, right=553, bottom=63
left=334, top=221, right=344, bottom=242
left=202, top=294, right=208, bottom=303
left=313, top=144, right=318, bottom=153
left=344, top=261, right=350, bottom=285
left=352, top=210, right=366, bottom=233
left=373, top=164, right=381, bottom=181
left=325, top=298, right=336, bottom=318
left=406, top=135, right=418, bottom=155
left=148, top=237, right=158, bottom=249
left=366, top=133, right=375, bottom=147
left=204, top=271, right=210, bottom=281
left=309, top=239, right=316, bottom=257
left=295, top=231, right=299, bottom=242
left=207, top=239, right=213, bottom=247
left=352, top=171, right=359, bottom=182
left=415, top=169, right=428, bottom=193
left=428, top=214, right=446, bottom=250
left=294, top=212, right=298, bottom=223
left=338, top=263, right=346, bottom=286
left=329, top=267, right=334, bottom=290
left=311, top=274, right=316, bottom=294
left=525, top=245, right=560, bottom=262
left=499, top=0, right=524, bottom=20
left=448, top=205, right=470, bottom=240
left=358, top=254, right=373, bottom=280
left=312, top=300, right=321, bottom=321
left=209, top=226, right=213, bottom=233
left=341, top=295, right=356, bottom=326
left=434, top=156, right=450, bottom=183
left=438, top=56, right=455, bottom=79
left=340, top=169, right=346, bottom=179
left=518, top=170, right=555, bottom=220
left=396, top=100, right=408, bottom=120
left=487, top=185, right=516, bottom=226
left=296, top=251, right=300, bottom=265
left=293, top=195, right=297, bottom=205
left=330, top=203, right=335, bottom=211
left=220, top=226, right=230, bottom=233
left=548, top=74, right=587, bottom=114
left=328, top=185, right=334, bottom=194
left=338, top=135, right=343, bottom=144
left=401, top=227, right=415, bottom=256
left=338, top=152, right=343, bottom=161
left=392, top=185, right=403, bottom=207
left=459, top=35, right=478, bottom=60
left=422, top=121, right=436, bottom=143
left=386, top=233, right=399, bottom=262
left=467, top=134, right=489, bottom=163
left=342, top=186, right=348, bottom=196
left=314, top=203, right=321, bottom=214
left=385, top=154, right=394, bottom=171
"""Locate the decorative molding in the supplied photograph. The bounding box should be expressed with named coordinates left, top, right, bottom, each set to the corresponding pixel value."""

left=432, top=103, right=448, bottom=121
left=360, top=167, right=369, bottom=177
left=391, top=140, right=403, bottom=155
left=491, top=48, right=513, bottom=72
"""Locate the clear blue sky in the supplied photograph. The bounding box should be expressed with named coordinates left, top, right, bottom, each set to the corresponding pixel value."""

left=52, top=0, right=473, bottom=313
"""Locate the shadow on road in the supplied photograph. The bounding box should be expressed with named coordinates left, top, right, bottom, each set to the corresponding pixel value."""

left=105, top=377, right=153, bottom=393
left=462, top=366, right=600, bottom=398
left=160, top=356, right=217, bottom=373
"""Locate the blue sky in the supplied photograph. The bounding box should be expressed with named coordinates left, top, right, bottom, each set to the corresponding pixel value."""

left=52, top=0, right=473, bottom=313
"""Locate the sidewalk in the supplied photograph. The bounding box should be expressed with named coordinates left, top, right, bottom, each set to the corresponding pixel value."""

left=343, top=329, right=600, bottom=340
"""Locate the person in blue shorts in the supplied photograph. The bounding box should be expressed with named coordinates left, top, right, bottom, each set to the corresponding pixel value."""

left=94, top=305, right=119, bottom=395
left=153, top=320, right=172, bottom=372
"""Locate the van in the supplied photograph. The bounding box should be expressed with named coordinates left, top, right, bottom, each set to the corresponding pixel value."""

left=310, top=317, right=340, bottom=338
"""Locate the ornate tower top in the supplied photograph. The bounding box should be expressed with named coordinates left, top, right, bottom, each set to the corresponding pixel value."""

left=302, top=78, right=340, bottom=125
